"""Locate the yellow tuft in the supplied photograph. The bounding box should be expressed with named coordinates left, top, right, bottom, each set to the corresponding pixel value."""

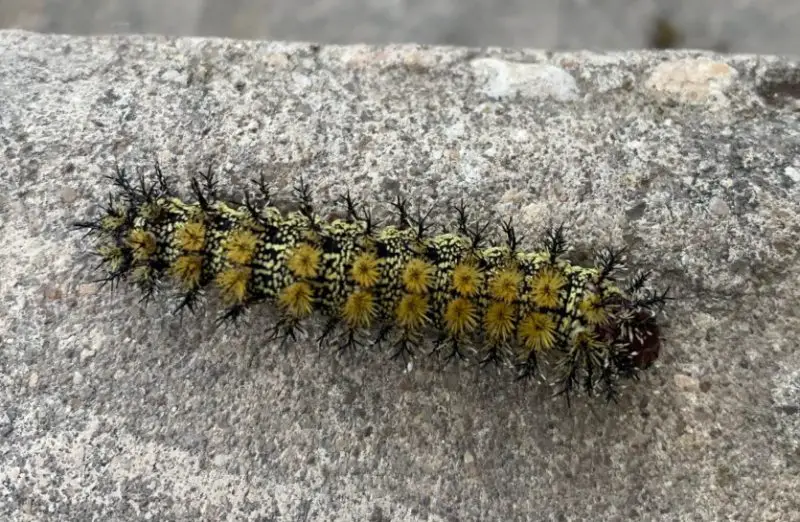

left=488, top=268, right=523, bottom=303
left=287, top=242, right=322, bottom=279
left=170, top=254, right=204, bottom=290
left=216, top=266, right=252, bottom=304
left=278, top=281, right=314, bottom=318
left=222, top=229, right=259, bottom=265
left=131, top=265, right=154, bottom=285
left=402, top=258, right=434, bottom=294
left=127, top=229, right=156, bottom=261
left=395, top=293, right=429, bottom=331
left=451, top=263, right=482, bottom=297
left=530, top=266, right=567, bottom=309
left=350, top=253, right=380, bottom=288
left=578, top=292, right=608, bottom=325
left=98, top=245, right=124, bottom=273
left=139, top=202, right=162, bottom=220
left=175, top=221, right=206, bottom=252
left=571, top=328, right=602, bottom=351
left=518, top=312, right=557, bottom=353
left=443, top=297, right=478, bottom=337
left=100, top=214, right=126, bottom=232
left=484, top=301, right=516, bottom=342
left=342, top=290, right=377, bottom=329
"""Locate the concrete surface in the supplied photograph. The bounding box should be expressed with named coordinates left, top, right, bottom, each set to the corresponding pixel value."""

left=1, top=29, right=800, bottom=521
left=1, top=0, right=800, bottom=55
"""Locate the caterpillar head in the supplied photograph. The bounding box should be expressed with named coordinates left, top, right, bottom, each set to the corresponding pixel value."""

left=597, top=293, right=665, bottom=382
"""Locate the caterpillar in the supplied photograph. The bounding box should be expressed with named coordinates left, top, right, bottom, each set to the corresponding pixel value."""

left=74, top=161, right=669, bottom=403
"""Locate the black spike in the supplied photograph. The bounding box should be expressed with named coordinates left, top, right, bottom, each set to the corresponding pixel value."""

left=389, top=194, right=412, bottom=229
left=340, top=190, right=360, bottom=221
left=515, top=351, right=540, bottom=381
left=250, top=170, right=272, bottom=203
left=452, top=199, right=472, bottom=236
left=430, top=333, right=468, bottom=364
left=71, top=220, right=102, bottom=233
left=198, top=162, right=219, bottom=201
left=173, top=289, right=203, bottom=319
left=243, top=191, right=265, bottom=225
left=626, top=269, right=653, bottom=293
left=451, top=199, right=492, bottom=249
left=266, top=316, right=304, bottom=352
left=501, top=216, right=523, bottom=253
left=137, top=167, right=154, bottom=203
left=292, top=176, right=316, bottom=222
left=339, top=189, right=375, bottom=235
left=214, top=303, right=249, bottom=330
left=410, top=202, right=436, bottom=241
left=372, top=323, right=394, bottom=348
left=335, top=329, right=364, bottom=354
left=104, top=162, right=138, bottom=202
left=190, top=177, right=210, bottom=211
left=542, top=223, right=568, bottom=263
left=595, top=247, right=627, bottom=283
left=390, top=335, right=416, bottom=362
left=153, top=159, right=170, bottom=196
left=316, top=316, right=340, bottom=347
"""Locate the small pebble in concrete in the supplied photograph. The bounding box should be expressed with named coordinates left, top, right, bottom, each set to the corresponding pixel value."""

left=645, top=58, right=738, bottom=105
left=471, top=58, right=579, bottom=101
left=0, top=412, right=12, bottom=437
left=59, top=186, right=78, bottom=204
left=673, top=373, right=700, bottom=391
left=463, top=451, right=475, bottom=465
left=708, top=196, right=730, bottom=218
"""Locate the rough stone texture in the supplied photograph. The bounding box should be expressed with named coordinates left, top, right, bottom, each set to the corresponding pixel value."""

left=1, top=29, right=799, bottom=521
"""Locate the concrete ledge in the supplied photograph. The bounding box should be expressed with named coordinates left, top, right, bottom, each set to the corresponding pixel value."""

left=1, top=29, right=799, bottom=521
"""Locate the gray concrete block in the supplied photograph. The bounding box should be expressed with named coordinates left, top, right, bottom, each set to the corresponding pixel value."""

left=1, top=29, right=799, bottom=521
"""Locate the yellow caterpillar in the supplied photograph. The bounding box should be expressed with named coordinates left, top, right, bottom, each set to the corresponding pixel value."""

left=75, top=163, right=668, bottom=402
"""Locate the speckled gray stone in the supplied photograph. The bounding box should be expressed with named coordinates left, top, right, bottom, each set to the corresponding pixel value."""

left=1, top=29, right=799, bottom=521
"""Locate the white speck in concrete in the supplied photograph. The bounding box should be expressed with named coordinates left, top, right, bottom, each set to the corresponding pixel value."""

left=463, top=451, right=475, bottom=465
left=510, top=128, right=531, bottom=142
left=445, top=120, right=466, bottom=140
left=471, top=58, right=579, bottom=101
left=292, top=73, right=312, bottom=91
left=160, top=69, right=186, bottom=84
left=784, top=166, right=800, bottom=184
left=456, top=149, right=491, bottom=186
left=28, top=372, right=39, bottom=389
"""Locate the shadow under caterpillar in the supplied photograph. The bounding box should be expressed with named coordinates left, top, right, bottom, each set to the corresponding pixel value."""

left=74, top=161, right=669, bottom=404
